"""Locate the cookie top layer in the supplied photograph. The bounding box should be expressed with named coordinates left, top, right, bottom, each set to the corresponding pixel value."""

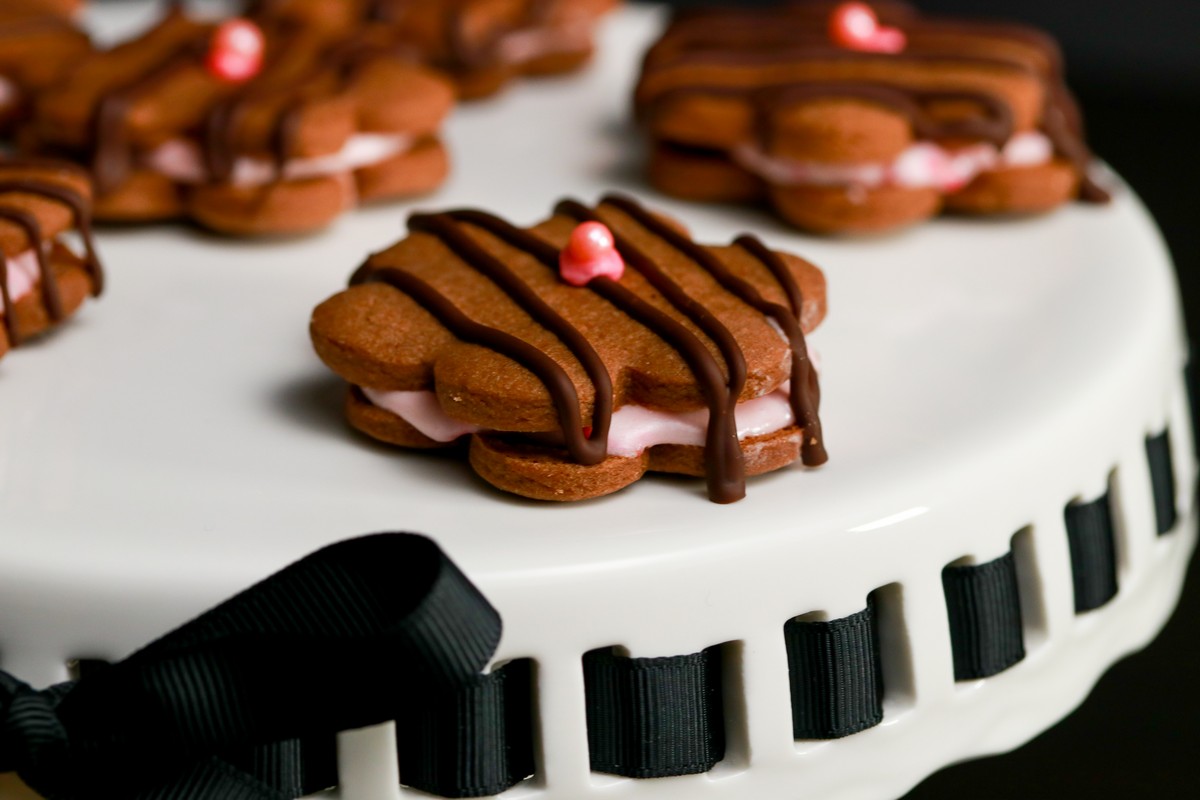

left=311, top=195, right=827, bottom=503
left=636, top=0, right=1106, bottom=201
left=29, top=6, right=454, bottom=196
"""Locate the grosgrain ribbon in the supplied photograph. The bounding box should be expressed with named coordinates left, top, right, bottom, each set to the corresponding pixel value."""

left=0, top=533, right=501, bottom=799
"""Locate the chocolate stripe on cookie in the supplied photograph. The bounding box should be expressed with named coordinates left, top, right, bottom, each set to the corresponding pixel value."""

left=0, top=163, right=101, bottom=345
left=91, top=9, right=207, bottom=194
left=404, top=211, right=614, bottom=465
left=604, top=194, right=825, bottom=467
left=0, top=158, right=102, bottom=345
left=556, top=199, right=749, bottom=503
left=352, top=264, right=612, bottom=467
left=0, top=177, right=102, bottom=291
left=589, top=195, right=825, bottom=467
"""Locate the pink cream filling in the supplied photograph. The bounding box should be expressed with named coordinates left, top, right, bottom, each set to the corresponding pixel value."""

left=0, top=249, right=41, bottom=313
left=733, top=131, right=1054, bottom=193
left=142, top=132, right=416, bottom=187
left=495, top=18, right=594, bottom=65
left=360, top=384, right=797, bottom=458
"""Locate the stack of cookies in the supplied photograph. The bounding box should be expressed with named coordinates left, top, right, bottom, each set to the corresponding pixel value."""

left=310, top=195, right=828, bottom=503
left=635, top=0, right=1108, bottom=233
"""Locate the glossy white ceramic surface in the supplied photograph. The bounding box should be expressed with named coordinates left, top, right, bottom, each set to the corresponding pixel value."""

left=0, top=4, right=1195, bottom=800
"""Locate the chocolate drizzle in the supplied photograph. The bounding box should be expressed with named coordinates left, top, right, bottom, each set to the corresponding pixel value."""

left=85, top=7, right=428, bottom=195
left=0, top=160, right=103, bottom=345
left=600, top=195, right=826, bottom=467
left=90, top=15, right=207, bottom=195
left=640, top=4, right=1110, bottom=202
left=350, top=198, right=827, bottom=503
left=401, top=210, right=614, bottom=465
left=554, top=199, right=747, bottom=502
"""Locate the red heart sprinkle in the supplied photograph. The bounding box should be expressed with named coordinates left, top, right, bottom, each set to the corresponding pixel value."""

left=829, top=2, right=907, bottom=54
left=206, top=19, right=265, bottom=83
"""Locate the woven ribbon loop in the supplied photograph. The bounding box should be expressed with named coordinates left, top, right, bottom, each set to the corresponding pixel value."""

left=0, top=532, right=501, bottom=800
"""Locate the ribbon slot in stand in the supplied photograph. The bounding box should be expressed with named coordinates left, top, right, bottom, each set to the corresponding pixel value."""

left=0, top=532, right=501, bottom=800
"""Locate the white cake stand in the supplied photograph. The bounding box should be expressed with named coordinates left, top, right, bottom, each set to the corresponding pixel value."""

left=0, top=4, right=1194, bottom=800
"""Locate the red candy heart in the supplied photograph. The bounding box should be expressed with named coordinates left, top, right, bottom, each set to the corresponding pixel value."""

left=829, top=2, right=907, bottom=54
left=206, top=19, right=265, bottom=83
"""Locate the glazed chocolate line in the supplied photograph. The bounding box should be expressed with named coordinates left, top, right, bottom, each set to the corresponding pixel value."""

left=602, top=194, right=827, bottom=467
left=440, top=201, right=749, bottom=503
left=555, top=199, right=748, bottom=504
left=206, top=14, right=400, bottom=181
left=89, top=12, right=336, bottom=189
left=734, top=234, right=826, bottom=465
left=0, top=205, right=53, bottom=344
left=91, top=24, right=208, bottom=195
left=644, top=46, right=1045, bottom=80
left=352, top=264, right=608, bottom=469
left=260, top=30, right=430, bottom=176
left=0, top=177, right=103, bottom=298
left=656, top=5, right=1062, bottom=71
left=405, top=210, right=614, bottom=465
left=204, top=26, right=315, bottom=182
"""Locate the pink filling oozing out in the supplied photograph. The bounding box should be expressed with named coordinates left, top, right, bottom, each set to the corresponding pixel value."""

left=733, top=131, right=1054, bottom=193
left=0, top=249, right=41, bottom=313
left=361, top=384, right=798, bottom=458
left=143, top=132, right=415, bottom=187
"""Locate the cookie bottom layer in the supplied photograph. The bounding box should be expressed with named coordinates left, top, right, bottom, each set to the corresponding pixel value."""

left=649, top=143, right=1082, bottom=234
left=344, top=387, right=806, bottom=502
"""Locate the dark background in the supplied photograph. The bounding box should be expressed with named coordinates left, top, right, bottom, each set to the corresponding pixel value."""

left=645, top=0, right=1200, bottom=797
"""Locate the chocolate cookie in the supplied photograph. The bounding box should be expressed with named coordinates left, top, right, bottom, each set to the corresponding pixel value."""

left=635, top=0, right=1109, bottom=234
left=311, top=195, right=828, bottom=503
left=0, top=158, right=103, bottom=362
left=254, top=0, right=618, bottom=99
left=0, top=1, right=91, bottom=135
left=22, top=7, right=454, bottom=236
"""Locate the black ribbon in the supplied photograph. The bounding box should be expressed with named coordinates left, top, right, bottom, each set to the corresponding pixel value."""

left=0, top=532, right=501, bottom=799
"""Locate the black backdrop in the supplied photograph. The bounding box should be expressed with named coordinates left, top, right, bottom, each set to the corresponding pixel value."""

left=644, top=1, right=1200, bottom=798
